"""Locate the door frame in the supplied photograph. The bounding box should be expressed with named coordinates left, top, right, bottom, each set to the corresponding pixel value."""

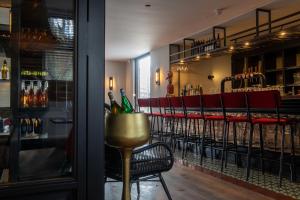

left=0, top=0, right=105, bottom=199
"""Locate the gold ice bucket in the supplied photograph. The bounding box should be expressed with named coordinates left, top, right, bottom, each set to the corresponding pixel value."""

left=105, top=113, right=150, bottom=200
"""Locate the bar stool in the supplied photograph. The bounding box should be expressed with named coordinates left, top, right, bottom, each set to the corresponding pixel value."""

left=182, top=95, right=203, bottom=158
left=158, top=97, right=173, bottom=145
left=138, top=98, right=155, bottom=143
left=169, top=96, right=186, bottom=157
left=200, top=94, right=224, bottom=165
left=246, top=90, right=296, bottom=186
left=220, top=92, right=248, bottom=172
left=149, top=98, right=163, bottom=142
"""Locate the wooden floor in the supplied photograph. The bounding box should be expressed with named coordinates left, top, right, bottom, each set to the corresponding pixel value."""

left=105, top=163, right=275, bottom=200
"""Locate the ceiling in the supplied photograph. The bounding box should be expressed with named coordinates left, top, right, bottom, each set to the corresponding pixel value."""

left=105, top=0, right=280, bottom=61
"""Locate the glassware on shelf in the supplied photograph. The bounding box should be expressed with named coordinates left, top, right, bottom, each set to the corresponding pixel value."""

left=293, top=72, right=300, bottom=84
left=33, top=118, right=43, bottom=135
left=20, top=117, right=43, bottom=137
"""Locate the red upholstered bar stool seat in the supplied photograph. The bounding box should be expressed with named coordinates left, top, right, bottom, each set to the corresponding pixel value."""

left=246, top=90, right=296, bottom=186
left=137, top=98, right=151, bottom=115
left=158, top=97, right=174, bottom=144
left=200, top=94, right=224, bottom=165
left=149, top=98, right=163, bottom=143
left=169, top=96, right=186, bottom=156
left=182, top=95, right=204, bottom=158
left=138, top=98, right=156, bottom=143
left=220, top=92, right=249, bottom=172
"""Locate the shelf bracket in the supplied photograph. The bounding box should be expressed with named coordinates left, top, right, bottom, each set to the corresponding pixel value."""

left=213, top=26, right=227, bottom=47
left=183, top=38, right=195, bottom=58
left=256, top=8, right=272, bottom=37
left=169, top=44, right=181, bottom=65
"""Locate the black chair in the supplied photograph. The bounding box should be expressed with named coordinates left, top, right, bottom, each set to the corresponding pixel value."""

left=105, top=142, right=174, bottom=200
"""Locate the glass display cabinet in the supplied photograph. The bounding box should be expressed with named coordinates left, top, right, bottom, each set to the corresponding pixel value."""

left=0, top=0, right=105, bottom=199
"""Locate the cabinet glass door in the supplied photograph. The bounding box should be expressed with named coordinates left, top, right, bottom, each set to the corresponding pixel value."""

left=0, top=0, right=75, bottom=183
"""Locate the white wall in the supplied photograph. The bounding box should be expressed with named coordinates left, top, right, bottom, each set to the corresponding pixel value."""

left=122, top=46, right=231, bottom=102
left=105, top=61, right=127, bottom=104
left=125, top=59, right=134, bottom=104
left=148, top=46, right=231, bottom=97
left=150, top=46, right=169, bottom=98
left=175, top=55, right=232, bottom=94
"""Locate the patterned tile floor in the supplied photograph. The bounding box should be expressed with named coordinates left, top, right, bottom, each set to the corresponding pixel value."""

left=173, top=150, right=300, bottom=199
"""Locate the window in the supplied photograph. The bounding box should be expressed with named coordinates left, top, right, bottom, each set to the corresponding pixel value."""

left=136, top=55, right=151, bottom=98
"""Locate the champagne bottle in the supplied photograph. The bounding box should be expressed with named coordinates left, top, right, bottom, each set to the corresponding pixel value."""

left=108, top=91, right=122, bottom=114
left=120, top=88, right=134, bottom=113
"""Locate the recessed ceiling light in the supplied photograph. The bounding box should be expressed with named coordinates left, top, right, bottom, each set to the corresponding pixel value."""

left=145, top=4, right=151, bottom=7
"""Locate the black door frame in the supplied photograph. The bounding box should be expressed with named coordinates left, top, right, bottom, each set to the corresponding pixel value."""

left=0, top=0, right=105, bottom=199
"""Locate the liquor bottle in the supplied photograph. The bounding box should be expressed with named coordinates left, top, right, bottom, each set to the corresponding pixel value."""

left=41, top=81, right=48, bottom=107
left=28, top=81, right=34, bottom=107
left=1, top=60, right=8, bottom=80
left=108, top=91, right=122, bottom=114
left=216, top=33, right=221, bottom=49
left=20, top=81, right=25, bottom=107
left=23, top=82, right=29, bottom=108
left=36, top=81, right=43, bottom=107
left=120, top=88, right=134, bottom=113
left=33, top=81, right=38, bottom=107
left=200, top=40, right=203, bottom=53
left=191, top=41, right=195, bottom=56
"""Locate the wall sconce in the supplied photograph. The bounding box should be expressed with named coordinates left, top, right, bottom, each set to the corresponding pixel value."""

left=109, top=77, right=113, bottom=90
left=155, top=68, right=160, bottom=85
left=208, top=74, right=214, bottom=80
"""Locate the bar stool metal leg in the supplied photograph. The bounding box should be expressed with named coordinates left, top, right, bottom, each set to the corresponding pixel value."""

left=200, top=120, right=207, bottom=165
left=233, top=122, right=239, bottom=166
left=279, top=125, right=285, bottom=187
left=290, top=124, right=296, bottom=182
left=224, top=122, right=230, bottom=168
left=209, top=120, right=214, bottom=160
left=221, top=121, right=228, bottom=172
left=246, top=124, right=254, bottom=181
left=259, top=124, right=265, bottom=175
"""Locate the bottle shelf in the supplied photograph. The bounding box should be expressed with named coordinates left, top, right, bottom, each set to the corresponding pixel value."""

left=286, top=83, right=300, bottom=87
left=285, top=65, right=300, bottom=71
left=18, top=107, right=49, bottom=112
left=265, top=66, right=300, bottom=73
left=170, top=46, right=228, bottom=64
left=265, top=68, right=284, bottom=73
